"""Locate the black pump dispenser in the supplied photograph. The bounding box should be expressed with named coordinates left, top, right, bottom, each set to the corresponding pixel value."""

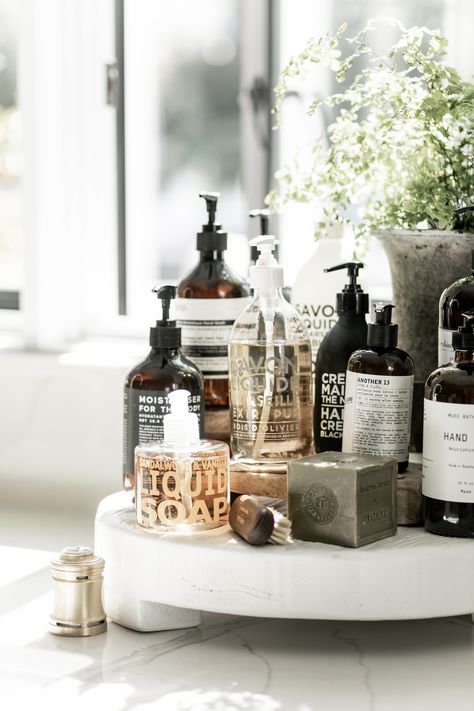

left=150, top=285, right=180, bottom=350
left=367, top=304, right=398, bottom=349
left=249, top=208, right=271, bottom=264
left=325, top=262, right=369, bottom=315
left=197, top=191, right=227, bottom=252
left=453, top=312, right=474, bottom=349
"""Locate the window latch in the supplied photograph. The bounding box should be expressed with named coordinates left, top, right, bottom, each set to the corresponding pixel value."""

left=105, top=60, right=120, bottom=107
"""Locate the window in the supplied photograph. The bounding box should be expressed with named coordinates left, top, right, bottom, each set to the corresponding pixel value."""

left=0, top=0, right=21, bottom=310
left=2, top=0, right=474, bottom=346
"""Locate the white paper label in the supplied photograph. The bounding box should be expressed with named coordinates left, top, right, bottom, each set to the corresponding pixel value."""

left=438, top=327, right=455, bottom=366
left=175, top=297, right=250, bottom=377
left=342, top=370, right=414, bottom=462
left=422, top=398, right=474, bottom=502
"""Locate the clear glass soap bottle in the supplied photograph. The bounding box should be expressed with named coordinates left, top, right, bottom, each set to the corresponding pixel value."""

left=228, top=236, right=314, bottom=471
left=135, top=390, right=229, bottom=532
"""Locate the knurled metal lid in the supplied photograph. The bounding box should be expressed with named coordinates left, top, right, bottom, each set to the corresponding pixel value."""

left=50, top=546, right=105, bottom=580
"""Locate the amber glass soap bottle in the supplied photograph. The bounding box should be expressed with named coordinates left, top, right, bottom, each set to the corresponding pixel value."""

left=342, top=304, right=414, bottom=473
left=176, top=192, right=250, bottom=438
left=122, top=286, right=204, bottom=491
left=423, top=314, right=474, bottom=537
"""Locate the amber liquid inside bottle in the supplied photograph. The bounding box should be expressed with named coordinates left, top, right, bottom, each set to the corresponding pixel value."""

left=424, top=350, right=474, bottom=537
left=177, top=251, right=250, bottom=409
left=229, top=340, right=314, bottom=464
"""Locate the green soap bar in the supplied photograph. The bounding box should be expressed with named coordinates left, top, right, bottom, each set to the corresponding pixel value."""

left=288, top=452, right=398, bottom=547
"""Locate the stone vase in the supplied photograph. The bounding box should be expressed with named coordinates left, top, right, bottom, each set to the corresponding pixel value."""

left=374, top=230, right=474, bottom=452
left=375, top=230, right=474, bottom=382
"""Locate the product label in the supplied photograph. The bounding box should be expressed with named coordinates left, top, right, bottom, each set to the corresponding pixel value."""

left=123, top=388, right=203, bottom=477
left=316, top=371, right=345, bottom=442
left=229, top=342, right=313, bottom=457
left=438, top=327, right=455, bottom=366
left=342, top=371, right=414, bottom=462
left=176, top=297, right=250, bottom=378
left=422, top=398, right=474, bottom=502
left=294, top=302, right=337, bottom=362
left=136, top=453, right=229, bottom=528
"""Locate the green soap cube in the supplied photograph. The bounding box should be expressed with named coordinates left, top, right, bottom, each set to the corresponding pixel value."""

left=288, top=452, right=398, bottom=547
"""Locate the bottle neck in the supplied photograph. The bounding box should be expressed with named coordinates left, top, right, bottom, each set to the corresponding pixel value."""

left=337, top=311, right=367, bottom=324
left=149, top=345, right=179, bottom=356
left=199, top=250, right=224, bottom=263
left=454, top=349, right=474, bottom=363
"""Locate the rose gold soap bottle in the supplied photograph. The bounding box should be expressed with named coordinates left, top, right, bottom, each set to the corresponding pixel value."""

left=136, top=390, right=229, bottom=531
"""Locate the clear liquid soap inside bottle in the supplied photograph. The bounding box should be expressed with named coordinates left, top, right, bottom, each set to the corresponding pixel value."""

left=136, top=390, right=229, bottom=532
left=229, top=235, right=314, bottom=470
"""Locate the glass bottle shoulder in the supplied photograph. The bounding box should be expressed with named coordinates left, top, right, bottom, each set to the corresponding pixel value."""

left=177, top=258, right=250, bottom=298
left=230, top=292, right=310, bottom=344
left=347, top=346, right=414, bottom=376
left=425, top=360, right=474, bottom=403
left=136, top=439, right=229, bottom=459
left=125, top=349, right=203, bottom=389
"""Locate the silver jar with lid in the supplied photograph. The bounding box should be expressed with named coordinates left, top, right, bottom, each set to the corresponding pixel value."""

left=49, top=546, right=107, bottom=636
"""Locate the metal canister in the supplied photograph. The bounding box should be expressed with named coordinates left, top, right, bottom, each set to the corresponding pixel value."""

left=49, top=546, right=107, bottom=637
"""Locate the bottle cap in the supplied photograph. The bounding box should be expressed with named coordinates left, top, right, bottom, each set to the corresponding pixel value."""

left=49, top=546, right=107, bottom=637
left=163, top=390, right=200, bottom=447
left=196, top=191, right=227, bottom=252
left=249, top=236, right=284, bottom=290
left=324, top=262, right=369, bottom=315
left=452, top=312, right=474, bottom=349
left=150, top=285, right=180, bottom=350
left=367, top=304, right=398, bottom=349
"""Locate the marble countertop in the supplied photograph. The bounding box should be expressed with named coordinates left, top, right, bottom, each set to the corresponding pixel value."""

left=2, top=505, right=474, bottom=711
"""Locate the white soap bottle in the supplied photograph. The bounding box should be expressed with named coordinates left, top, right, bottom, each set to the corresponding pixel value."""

left=291, top=224, right=348, bottom=363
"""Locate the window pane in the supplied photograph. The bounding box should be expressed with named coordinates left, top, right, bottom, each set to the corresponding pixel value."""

left=125, top=0, right=248, bottom=319
left=0, top=0, right=22, bottom=296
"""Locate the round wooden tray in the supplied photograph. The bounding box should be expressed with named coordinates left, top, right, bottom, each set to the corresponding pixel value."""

left=95, top=492, right=474, bottom=629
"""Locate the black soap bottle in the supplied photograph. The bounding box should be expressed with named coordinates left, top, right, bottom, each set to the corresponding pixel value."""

left=314, top=262, right=368, bottom=452
left=342, top=304, right=415, bottom=473
left=175, top=192, right=250, bottom=439
left=424, top=313, right=474, bottom=537
left=123, top=285, right=204, bottom=490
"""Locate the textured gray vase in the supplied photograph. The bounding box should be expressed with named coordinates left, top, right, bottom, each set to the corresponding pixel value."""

left=376, top=230, right=474, bottom=383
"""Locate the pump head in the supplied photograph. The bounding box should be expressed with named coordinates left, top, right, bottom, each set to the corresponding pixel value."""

left=325, top=262, right=368, bottom=315
left=164, top=389, right=200, bottom=446
left=197, top=191, right=227, bottom=251
left=249, top=208, right=273, bottom=264
left=249, top=235, right=283, bottom=290
left=149, top=284, right=180, bottom=350
left=249, top=208, right=270, bottom=236
left=452, top=311, right=474, bottom=350
left=367, top=303, right=398, bottom=349
left=454, top=204, right=474, bottom=232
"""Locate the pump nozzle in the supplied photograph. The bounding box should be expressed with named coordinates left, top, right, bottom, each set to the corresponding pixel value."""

left=452, top=311, right=474, bottom=350
left=199, top=191, right=220, bottom=231
left=325, top=262, right=364, bottom=291
left=149, top=284, right=180, bottom=350
left=367, top=303, right=398, bottom=349
left=325, top=262, right=368, bottom=315
left=152, top=284, right=176, bottom=322
left=164, top=389, right=200, bottom=447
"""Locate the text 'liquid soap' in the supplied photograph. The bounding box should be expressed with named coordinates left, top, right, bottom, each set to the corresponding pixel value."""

left=136, top=390, right=229, bottom=531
